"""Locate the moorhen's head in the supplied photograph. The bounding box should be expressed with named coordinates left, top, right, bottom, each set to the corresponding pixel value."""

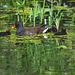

left=62, top=28, right=67, bottom=33
left=12, top=22, right=24, bottom=35
left=12, top=21, right=23, bottom=28
left=6, top=29, right=11, bottom=35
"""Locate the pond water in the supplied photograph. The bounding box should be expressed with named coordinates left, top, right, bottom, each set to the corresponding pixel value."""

left=0, top=2, right=75, bottom=75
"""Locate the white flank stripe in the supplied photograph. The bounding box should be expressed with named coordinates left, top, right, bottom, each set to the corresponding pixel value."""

left=43, top=27, right=49, bottom=33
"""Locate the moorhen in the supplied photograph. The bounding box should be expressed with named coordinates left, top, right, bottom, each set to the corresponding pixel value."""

left=0, top=29, right=11, bottom=36
left=46, top=25, right=57, bottom=33
left=54, top=28, right=67, bottom=35
left=12, top=21, right=49, bottom=35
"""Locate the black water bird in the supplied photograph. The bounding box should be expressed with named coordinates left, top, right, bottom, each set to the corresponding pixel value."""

left=54, top=28, right=67, bottom=35
left=0, top=29, right=11, bottom=36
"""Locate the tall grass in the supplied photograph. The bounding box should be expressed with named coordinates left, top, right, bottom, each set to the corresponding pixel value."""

left=33, top=0, right=36, bottom=26
left=12, top=0, right=26, bottom=25
left=54, top=0, right=62, bottom=31
left=32, top=0, right=46, bottom=26
left=49, top=0, right=53, bottom=26
left=30, top=8, right=32, bottom=22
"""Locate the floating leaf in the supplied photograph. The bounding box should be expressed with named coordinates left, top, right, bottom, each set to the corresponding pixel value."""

left=57, top=45, right=67, bottom=49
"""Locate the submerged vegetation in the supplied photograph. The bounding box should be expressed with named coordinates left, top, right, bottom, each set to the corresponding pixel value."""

left=0, top=0, right=75, bottom=75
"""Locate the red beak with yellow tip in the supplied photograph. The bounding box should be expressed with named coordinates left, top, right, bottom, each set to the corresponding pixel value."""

left=12, top=24, right=15, bottom=28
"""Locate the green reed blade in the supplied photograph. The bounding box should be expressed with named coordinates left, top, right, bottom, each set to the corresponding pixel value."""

left=50, top=0, right=53, bottom=26
left=33, top=0, right=35, bottom=26
left=30, top=8, right=32, bottom=22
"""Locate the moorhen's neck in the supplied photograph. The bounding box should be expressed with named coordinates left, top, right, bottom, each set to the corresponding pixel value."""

left=16, top=26, right=24, bottom=35
left=14, top=22, right=24, bottom=35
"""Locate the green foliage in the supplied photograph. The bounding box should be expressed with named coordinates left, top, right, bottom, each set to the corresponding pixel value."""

left=0, top=0, right=75, bottom=75
left=12, top=0, right=26, bottom=22
left=12, top=0, right=25, bottom=8
left=0, top=30, right=75, bottom=74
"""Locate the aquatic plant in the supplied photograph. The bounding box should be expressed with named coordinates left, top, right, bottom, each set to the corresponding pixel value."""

left=12, top=0, right=26, bottom=24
